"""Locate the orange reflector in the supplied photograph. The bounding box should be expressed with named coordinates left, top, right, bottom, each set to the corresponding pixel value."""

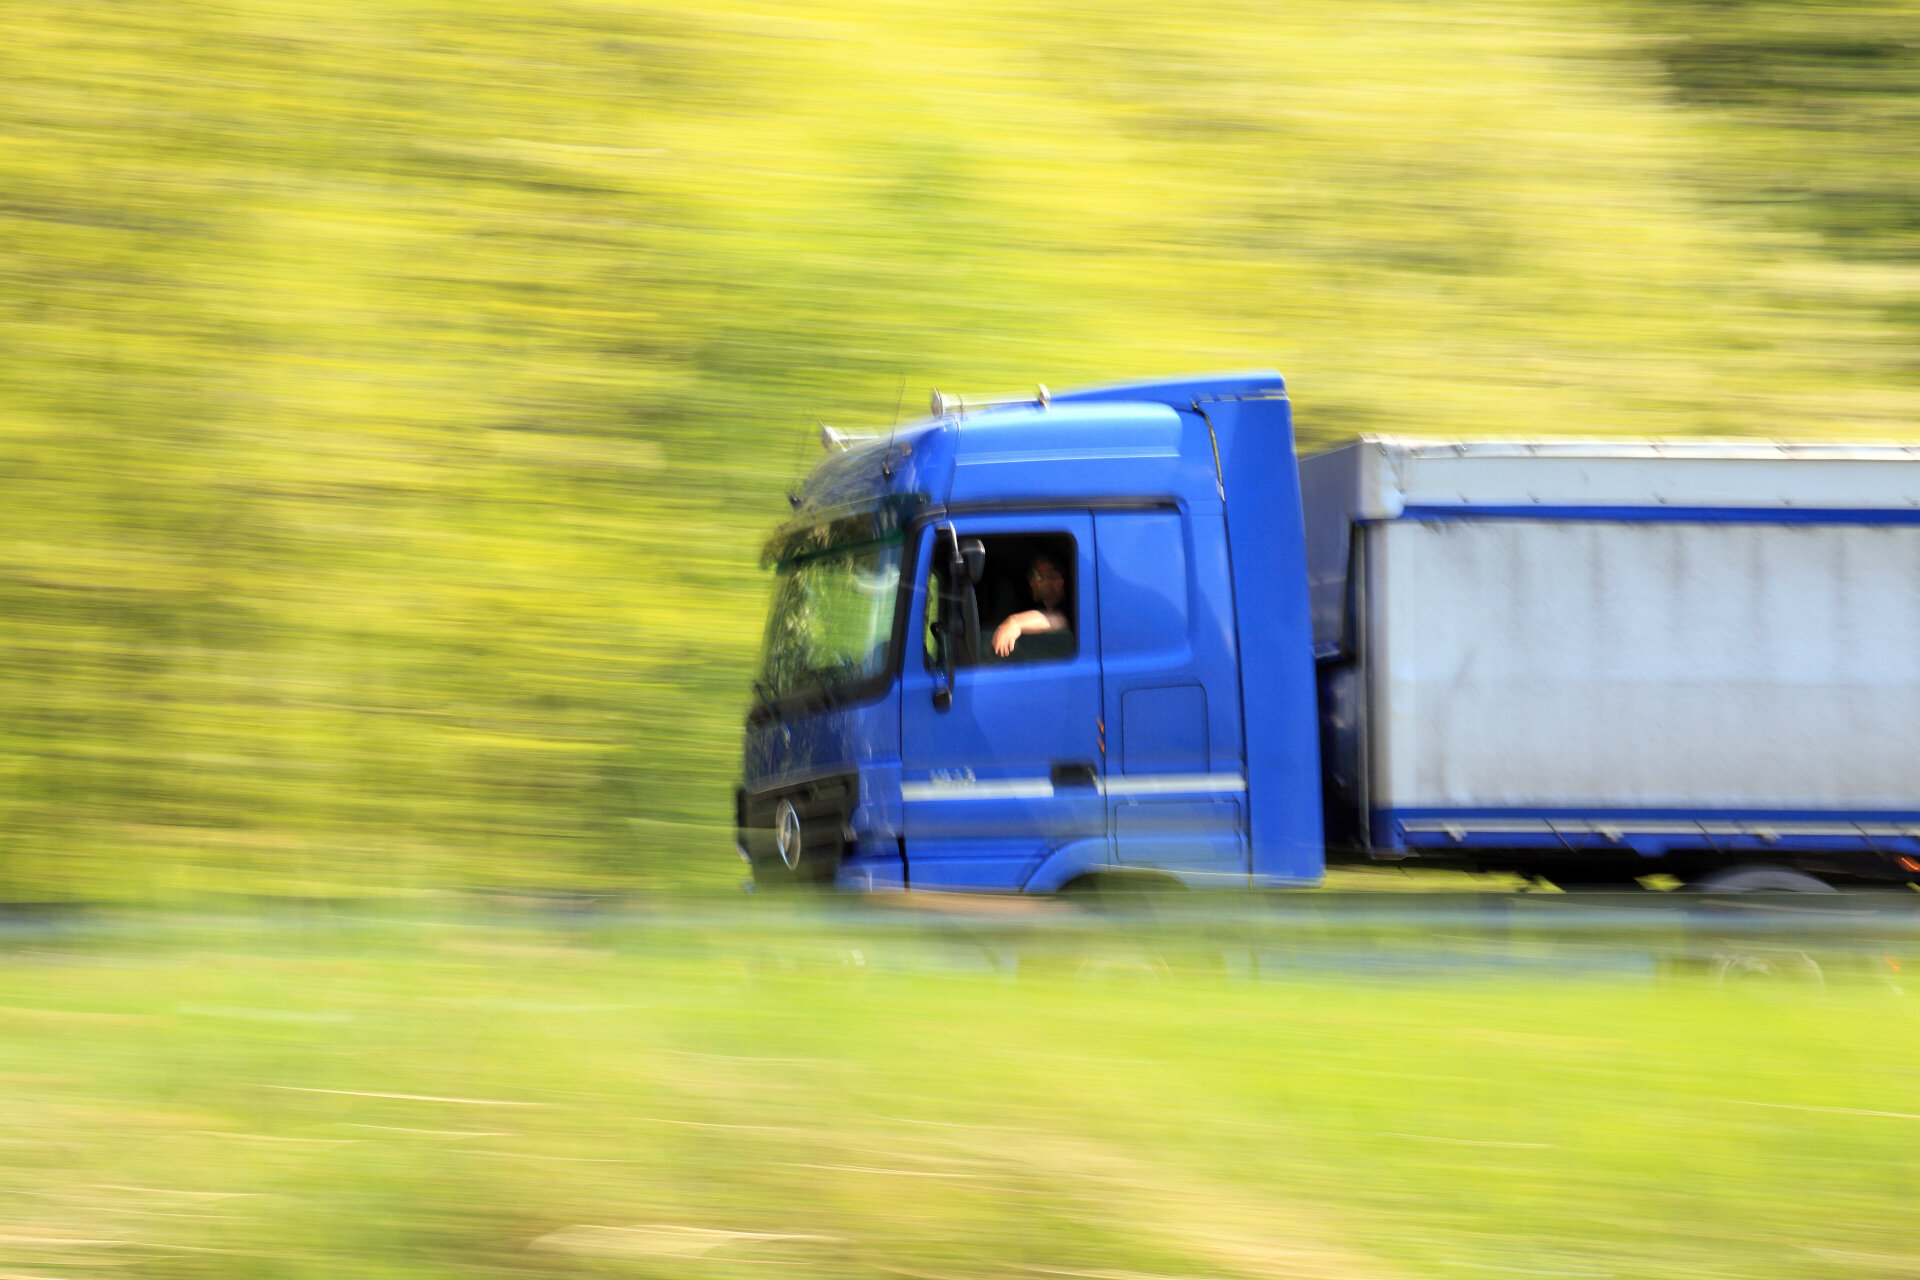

left=1900, top=856, right=1920, bottom=873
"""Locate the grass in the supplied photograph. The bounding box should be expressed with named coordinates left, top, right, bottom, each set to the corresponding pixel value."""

left=4, top=0, right=1920, bottom=897
left=1, top=907, right=1917, bottom=1278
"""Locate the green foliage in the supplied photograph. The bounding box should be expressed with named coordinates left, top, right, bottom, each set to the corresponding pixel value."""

left=1630, top=0, right=1920, bottom=257
left=3, top=0, right=1919, bottom=895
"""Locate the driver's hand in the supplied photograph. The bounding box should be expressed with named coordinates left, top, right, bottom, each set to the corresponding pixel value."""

left=992, top=619, right=1019, bottom=657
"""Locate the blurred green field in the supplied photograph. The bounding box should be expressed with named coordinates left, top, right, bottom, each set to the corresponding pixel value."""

left=4, top=1, right=1920, bottom=895
left=1, top=909, right=1917, bottom=1278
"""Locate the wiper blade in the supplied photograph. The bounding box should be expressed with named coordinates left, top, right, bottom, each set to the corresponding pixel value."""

left=751, top=679, right=781, bottom=719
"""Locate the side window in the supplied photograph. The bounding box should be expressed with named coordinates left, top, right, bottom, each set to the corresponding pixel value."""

left=924, top=532, right=1077, bottom=669
left=923, top=561, right=949, bottom=671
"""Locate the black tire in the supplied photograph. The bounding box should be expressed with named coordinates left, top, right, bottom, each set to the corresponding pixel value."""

left=1684, top=864, right=1838, bottom=894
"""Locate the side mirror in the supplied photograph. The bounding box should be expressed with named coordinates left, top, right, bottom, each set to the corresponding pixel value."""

left=932, top=659, right=953, bottom=711
left=932, top=576, right=961, bottom=711
left=958, top=537, right=985, bottom=585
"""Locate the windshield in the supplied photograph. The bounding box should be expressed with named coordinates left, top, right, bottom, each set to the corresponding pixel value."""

left=758, top=538, right=904, bottom=702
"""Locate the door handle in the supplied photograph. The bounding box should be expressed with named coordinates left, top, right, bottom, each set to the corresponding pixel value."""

left=1050, top=762, right=1099, bottom=789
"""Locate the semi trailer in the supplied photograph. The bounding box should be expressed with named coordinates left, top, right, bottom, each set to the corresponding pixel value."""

left=735, top=370, right=1920, bottom=894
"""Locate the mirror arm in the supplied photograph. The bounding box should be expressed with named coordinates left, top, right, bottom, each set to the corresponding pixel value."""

left=960, top=585, right=980, bottom=662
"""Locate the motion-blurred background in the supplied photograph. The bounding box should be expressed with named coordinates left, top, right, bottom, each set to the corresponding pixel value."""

left=7, top=10, right=1920, bottom=1276
left=6, top=0, right=1920, bottom=897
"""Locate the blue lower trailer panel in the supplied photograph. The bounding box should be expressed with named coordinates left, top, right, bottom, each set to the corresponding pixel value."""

left=1376, top=808, right=1920, bottom=861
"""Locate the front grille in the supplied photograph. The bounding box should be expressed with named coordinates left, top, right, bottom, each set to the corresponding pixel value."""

left=737, top=772, right=857, bottom=886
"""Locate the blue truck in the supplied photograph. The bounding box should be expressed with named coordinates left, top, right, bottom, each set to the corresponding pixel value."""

left=737, top=370, right=1920, bottom=894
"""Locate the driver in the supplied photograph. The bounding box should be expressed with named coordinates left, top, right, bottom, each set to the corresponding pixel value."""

left=991, top=554, right=1070, bottom=657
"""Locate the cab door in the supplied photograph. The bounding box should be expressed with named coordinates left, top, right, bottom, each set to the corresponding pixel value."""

left=1095, top=508, right=1249, bottom=875
left=899, top=512, right=1106, bottom=890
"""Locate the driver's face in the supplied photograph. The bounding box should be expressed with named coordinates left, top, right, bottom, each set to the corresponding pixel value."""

left=1028, top=558, right=1064, bottom=608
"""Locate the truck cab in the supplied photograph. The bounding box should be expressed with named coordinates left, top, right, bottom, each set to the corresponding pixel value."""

left=735, top=372, right=1325, bottom=893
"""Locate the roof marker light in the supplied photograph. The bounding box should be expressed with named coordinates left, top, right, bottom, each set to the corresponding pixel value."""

left=820, top=422, right=881, bottom=452
left=929, top=384, right=1051, bottom=418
